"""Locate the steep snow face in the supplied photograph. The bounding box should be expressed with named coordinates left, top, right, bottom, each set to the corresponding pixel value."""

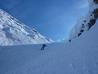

left=0, top=9, right=53, bottom=46
left=69, top=0, right=98, bottom=41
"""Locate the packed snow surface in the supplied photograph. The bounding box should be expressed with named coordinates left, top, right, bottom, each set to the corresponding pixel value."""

left=0, top=19, right=98, bottom=74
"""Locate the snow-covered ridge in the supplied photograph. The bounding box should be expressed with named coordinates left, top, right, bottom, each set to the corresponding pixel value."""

left=0, top=9, right=53, bottom=46
left=69, top=0, right=98, bottom=41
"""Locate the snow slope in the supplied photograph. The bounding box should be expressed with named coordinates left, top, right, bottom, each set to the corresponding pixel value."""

left=0, top=19, right=98, bottom=74
left=69, top=0, right=98, bottom=41
left=0, top=9, right=53, bottom=46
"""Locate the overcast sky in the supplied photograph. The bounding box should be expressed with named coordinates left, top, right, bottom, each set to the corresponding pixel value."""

left=0, top=0, right=89, bottom=41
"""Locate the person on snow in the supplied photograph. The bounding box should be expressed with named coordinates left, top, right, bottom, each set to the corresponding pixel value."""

left=41, top=44, right=47, bottom=50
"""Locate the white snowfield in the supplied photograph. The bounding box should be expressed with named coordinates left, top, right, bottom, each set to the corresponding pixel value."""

left=0, top=0, right=98, bottom=74
left=0, top=19, right=98, bottom=74
left=0, top=9, right=53, bottom=46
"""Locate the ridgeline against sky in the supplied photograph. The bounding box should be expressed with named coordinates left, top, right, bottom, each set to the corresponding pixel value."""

left=0, top=0, right=89, bottom=41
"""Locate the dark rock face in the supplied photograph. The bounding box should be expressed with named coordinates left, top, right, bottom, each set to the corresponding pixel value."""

left=84, top=20, right=86, bottom=23
left=93, top=9, right=98, bottom=19
left=69, top=0, right=98, bottom=41
left=69, top=40, right=71, bottom=42
left=87, top=9, right=98, bottom=30
left=80, top=29, right=84, bottom=33
left=88, top=19, right=96, bottom=30
left=94, top=0, right=98, bottom=4
left=78, top=33, right=82, bottom=37
left=75, top=1, right=98, bottom=37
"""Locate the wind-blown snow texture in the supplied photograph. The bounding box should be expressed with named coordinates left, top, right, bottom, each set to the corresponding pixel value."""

left=0, top=9, right=53, bottom=46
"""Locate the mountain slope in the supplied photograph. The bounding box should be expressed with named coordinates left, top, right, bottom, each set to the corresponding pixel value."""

left=0, top=0, right=98, bottom=74
left=0, top=17, right=98, bottom=74
left=69, top=0, right=98, bottom=41
left=0, top=9, right=53, bottom=46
